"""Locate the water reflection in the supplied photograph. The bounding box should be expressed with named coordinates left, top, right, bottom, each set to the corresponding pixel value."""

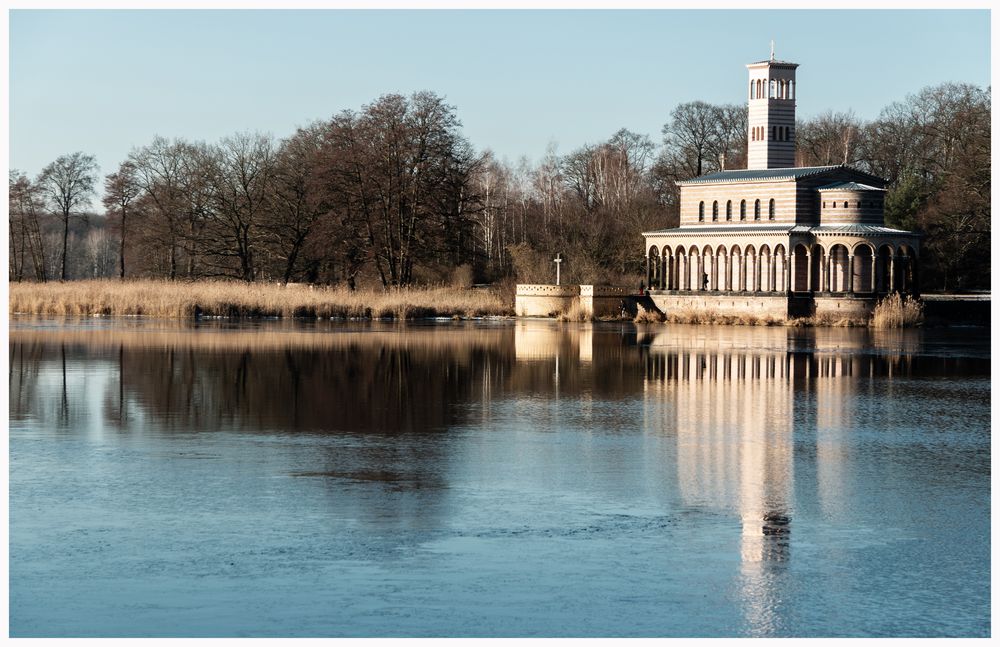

left=9, top=318, right=990, bottom=637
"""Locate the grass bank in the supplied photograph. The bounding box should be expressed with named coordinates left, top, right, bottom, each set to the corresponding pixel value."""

left=9, top=279, right=513, bottom=319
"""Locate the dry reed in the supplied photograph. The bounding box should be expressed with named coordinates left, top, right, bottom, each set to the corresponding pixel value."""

left=871, top=293, right=924, bottom=329
left=9, top=279, right=513, bottom=320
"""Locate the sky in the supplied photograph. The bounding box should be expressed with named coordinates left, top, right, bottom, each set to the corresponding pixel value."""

left=9, top=9, right=992, bottom=181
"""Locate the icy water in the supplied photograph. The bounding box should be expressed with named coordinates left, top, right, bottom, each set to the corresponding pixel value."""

left=8, top=318, right=991, bottom=637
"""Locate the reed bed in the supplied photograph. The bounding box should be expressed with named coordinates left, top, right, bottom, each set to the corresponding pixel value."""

left=871, top=292, right=924, bottom=329
left=9, top=279, right=513, bottom=320
left=660, top=309, right=782, bottom=326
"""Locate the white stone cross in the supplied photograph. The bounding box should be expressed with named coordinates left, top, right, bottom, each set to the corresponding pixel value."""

left=553, top=254, right=563, bottom=286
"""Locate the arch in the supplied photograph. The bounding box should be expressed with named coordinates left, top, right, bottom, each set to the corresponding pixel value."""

left=702, top=245, right=716, bottom=290
left=829, top=244, right=850, bottom=292
left=712, top=200, right=719, bottom=222
left=756, top=79, right=762, bottom=98
left=647, top=245, right=661, bottom=290
left=875, top=244, right=893, bottom=293
left=743, top=245, right=758, bottom=292
left=896, top=244, right=918, bottom=293
left=774, top=244, right=788, bottom=292
left=726, top=200, right=732, bottom=221
left=749, top=80, right=754, bottom=101
left=714, top=246, right=729, bottom=291
left=688, top=246, right=701, bottom=291
left=792, top=244, right=809, bottom=292
left=730, top=245, right=743, bottom=292
left=740, top=200, right=747, bottom=221
left=676, top=247, right=688, bottom=291
left=698, top=201, right=705, bottom=222
left=853, top=243, right=875, bottom=293
left=759, top=244, right=772, bottom=292
left=810, top=244, right=826, bottom=293
left=789, top=80, right=794, bottom=99
left=768, top=198, right=775, bottom=221
left=754, top=199, right=761, bottom=221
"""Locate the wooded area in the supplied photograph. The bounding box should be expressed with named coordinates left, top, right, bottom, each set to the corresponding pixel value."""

left=9, top=82, right=990, bottom=291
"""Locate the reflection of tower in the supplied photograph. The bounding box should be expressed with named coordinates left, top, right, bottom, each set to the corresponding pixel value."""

left=647, top=326, right=795, bottom=635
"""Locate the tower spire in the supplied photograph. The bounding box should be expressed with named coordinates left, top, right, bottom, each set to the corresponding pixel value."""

left=770, top=40, right=775, bottom=61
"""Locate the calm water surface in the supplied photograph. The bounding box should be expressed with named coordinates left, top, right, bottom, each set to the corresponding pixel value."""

left=8, top=318, right=990, bottom=637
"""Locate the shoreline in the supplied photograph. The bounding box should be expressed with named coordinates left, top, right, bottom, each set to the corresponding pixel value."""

left=10, top=280, right=977, bottom=327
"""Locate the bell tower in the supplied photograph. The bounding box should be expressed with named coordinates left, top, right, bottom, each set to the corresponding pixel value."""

left=747, top=46, right=798, bottom=170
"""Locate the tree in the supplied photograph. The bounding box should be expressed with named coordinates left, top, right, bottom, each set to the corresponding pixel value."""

left=662, top=101, right=717, bottom=178
left=795, top=111, right=865, bottom=167
left=203, top=132, right=276, bottom=281
left=9, top=171, right=48, bottom=282
left=103, top=161, right=141, bottom=278
left=37, top=152, right=98, bottom=280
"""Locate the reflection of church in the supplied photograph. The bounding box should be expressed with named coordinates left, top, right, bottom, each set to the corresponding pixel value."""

left=642, top=51, right=921, bottom=321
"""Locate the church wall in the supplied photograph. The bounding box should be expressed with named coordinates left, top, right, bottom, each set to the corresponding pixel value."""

left=680, top=182, right=802, bottom=225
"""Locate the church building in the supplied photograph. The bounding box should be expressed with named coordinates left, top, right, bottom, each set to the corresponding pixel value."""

left=642, top=52, right=921, bottom=320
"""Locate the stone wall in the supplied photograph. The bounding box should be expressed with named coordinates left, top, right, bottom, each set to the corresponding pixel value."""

left=580, top=285, right=632, bottom=318
left=515, top=284, right=633, bottom=318
left=649, top=293, right=791, bottom=320
left=515, top=284, right=579, bottom=317
left=813, top=295, right=876, bottom=320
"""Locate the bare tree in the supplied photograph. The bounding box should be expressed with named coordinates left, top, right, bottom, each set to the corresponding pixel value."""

left=103, top=161, right=141, bottom=279
left=9, top=171, right=48, bottom=281
left=795, top=111, right=864, bottom=167
left=37, top=152, right=98, bottom=280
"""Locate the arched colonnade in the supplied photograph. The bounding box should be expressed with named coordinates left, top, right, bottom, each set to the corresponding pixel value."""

left=646, top=240, right=919, bottom=295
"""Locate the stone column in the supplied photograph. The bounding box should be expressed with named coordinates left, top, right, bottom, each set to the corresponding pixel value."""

left=646, top=254, right=651, bottom=289
left=847, top=254, right=855, bottom=294
left=888, top=255, right=896, bottom=293
left=870, top=254, right=877, bottom=294
left=805, top=250, right=813, bottom=292
left=785, top=255, right=792, bottom=293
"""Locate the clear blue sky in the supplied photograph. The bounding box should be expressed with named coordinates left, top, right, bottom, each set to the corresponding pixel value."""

left=10, top=9, right=991, bottom=180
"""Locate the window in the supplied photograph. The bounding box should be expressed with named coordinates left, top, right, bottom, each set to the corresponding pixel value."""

left=822, top=201, right=826, bottom=208
left=856, top=201, right=861, bottom=209
left=726, top=200, right=732, bottom=221
left=740, top=200, right=746, bottom=221
left=832, top=201, right=837, bottom=208
left=754, top=199, right=761, bottom=221
left=712, top=201, right=719, bottom=221
left=768, top=198, right=775, bottom=220
left=698, top=201, right=705, bottom=222
left=843, top=201, right=848, bottom=209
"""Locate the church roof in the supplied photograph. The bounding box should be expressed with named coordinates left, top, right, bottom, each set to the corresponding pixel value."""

left=676, top=164, right=886, bottom=187
left=816, top=182, right=886, bottom=192
left=747, top=59, right=798, bottom=67
left=810, top=224, right=920, bottom=236
left=642, top=223, right=920, bottom=237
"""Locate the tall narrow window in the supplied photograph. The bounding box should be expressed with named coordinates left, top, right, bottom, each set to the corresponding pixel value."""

left=726, top=200, right=732, bottom=221
left=712, top=201, right=719, bottom=221
left=843, top=201, right=848, bottom=209
left=740, top=200, right=746, bottom=221
left=754, top=199, right=761, bottom=221
left=698, top=201, right=705, bottom=222
left=768, top=198, right=775, bottom=220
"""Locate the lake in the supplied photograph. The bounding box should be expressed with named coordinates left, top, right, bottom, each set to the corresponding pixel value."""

left=8, top=317, right=991, bottom=637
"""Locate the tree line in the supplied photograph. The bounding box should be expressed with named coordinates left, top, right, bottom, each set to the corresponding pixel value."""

left=9, top=82, right=990, bottom=291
